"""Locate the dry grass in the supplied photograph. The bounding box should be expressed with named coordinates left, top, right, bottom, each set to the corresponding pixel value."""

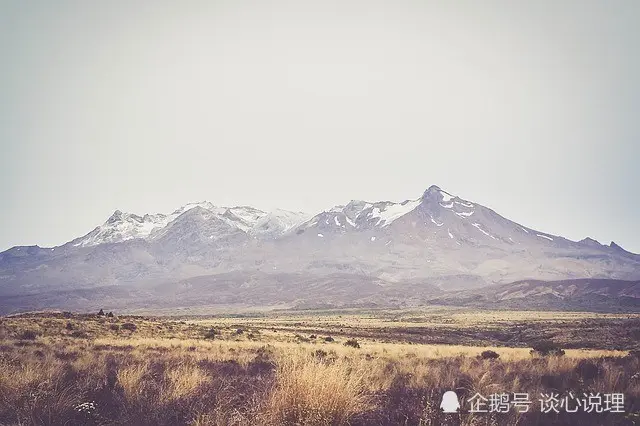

left=0, top=311, right=638, bottom=425
left=117, top=363, right=149, bottom=404
left=261, top=355, right=371, bottom=425
left=161, top=362, right=210, bottom=403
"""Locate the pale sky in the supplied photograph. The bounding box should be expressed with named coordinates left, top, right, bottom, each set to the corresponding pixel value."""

left=1, top=0, right=639, bottom=253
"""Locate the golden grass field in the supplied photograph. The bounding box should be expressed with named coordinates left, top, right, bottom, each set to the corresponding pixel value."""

left=0, top=309, right=639, bottom=425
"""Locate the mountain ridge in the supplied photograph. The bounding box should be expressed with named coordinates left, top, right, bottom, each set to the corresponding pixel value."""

left=1, top=185, right=638, bottom=314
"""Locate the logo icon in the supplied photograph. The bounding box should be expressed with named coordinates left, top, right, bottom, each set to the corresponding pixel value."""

left=440, top=391, right=460, bottom=413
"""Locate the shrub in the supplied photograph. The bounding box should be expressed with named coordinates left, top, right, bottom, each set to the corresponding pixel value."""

left=107, top=311, right=114, bottom=318
left=70, top=330, right=89, bottom=339
left=344, top=339, right=360, bottom=349
left=65, top=322, right=74, bottom=330
left=313, top=349, right=329, bottom=360
left=530, top=341, right=565, bottom=357
left=97, top=309, right=105, bottom=316
left=324, top=336, right=335, bottom=342
left=575, top=359, right=601, bottom=381
left=203, top=328, right=217, bottom=340
left=235, top=328, right=244, bottom=335
left=18, top=330, right=38, bottom=340
left=110, top=324, right=120, bottom=331
left=479, top=350, right=500, bottom=360
left=121, top=322, right=137, bottom=332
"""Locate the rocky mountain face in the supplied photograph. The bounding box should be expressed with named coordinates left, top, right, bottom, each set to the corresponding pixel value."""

left=1, top=185, right=638, bottom=314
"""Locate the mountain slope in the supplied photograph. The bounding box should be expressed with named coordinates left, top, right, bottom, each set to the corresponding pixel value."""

left=427, top=278, right=640, bottom=312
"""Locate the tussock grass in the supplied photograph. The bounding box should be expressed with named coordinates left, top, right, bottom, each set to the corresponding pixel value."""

left=261, top=355, right=371, bottom=425
left=117, top=363, right=149, bottom=403
left=161, top=363, right=210, bottom=403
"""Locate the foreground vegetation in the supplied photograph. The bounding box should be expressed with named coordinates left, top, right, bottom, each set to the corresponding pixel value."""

left=0, top=310, right=639, bottom=425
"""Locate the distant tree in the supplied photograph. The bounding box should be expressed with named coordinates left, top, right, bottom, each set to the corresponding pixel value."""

left=97, top=309, right=105, bottom=316
left=106, top=311, right=114, bottom=318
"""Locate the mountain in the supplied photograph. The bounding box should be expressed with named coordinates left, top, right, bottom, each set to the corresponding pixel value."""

left=0, top=185, right=638, bottom=314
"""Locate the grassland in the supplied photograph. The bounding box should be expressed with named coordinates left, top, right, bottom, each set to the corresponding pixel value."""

left=0, top=308, right=639, bottom=425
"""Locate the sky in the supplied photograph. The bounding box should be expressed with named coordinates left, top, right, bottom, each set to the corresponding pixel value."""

left=1, top=0, right=639, bottom=253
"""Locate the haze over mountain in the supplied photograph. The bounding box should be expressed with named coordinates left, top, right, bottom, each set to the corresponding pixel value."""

left=1, top=185, right=638, bottom=314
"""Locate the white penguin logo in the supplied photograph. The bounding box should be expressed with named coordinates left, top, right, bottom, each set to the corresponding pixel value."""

left=440, top=391, right=460, bottom=413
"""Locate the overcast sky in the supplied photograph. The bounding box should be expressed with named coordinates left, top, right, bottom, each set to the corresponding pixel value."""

left=1, top=0, right=639, bottom=253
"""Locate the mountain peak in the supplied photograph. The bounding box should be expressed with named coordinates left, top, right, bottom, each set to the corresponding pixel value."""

left=580, top=237, right=602, bottom=247
left=422, top=185, right=454, bottom=202
left=106, top=210, right=124, bottom=224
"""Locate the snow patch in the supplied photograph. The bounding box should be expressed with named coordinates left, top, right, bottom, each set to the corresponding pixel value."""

left=440, top=190, right=455, bottom=202
left=455, top=200, right=474, bottom=208
left=430, top=215, right=444, bottom=227
left=440, top=202, right=453, bottom=209
left=472, top=223, right=497, bottom=240
left=520, top=227, right=529, bottom=234
left=317, top=233, right=324, bottom=238
left=537, top=234, right=554, bottom=241
left=345, top=216, right=356, bottom=227
left=455, top=211, right=474, bottom=218
left=369, top=199, right=421, bottom=227
left=371, top=236, right=376, bottom=241
left=448, top=229, right=454, bottom=239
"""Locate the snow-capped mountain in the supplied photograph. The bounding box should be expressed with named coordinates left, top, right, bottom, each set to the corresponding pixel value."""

left=69, top=203, right=309, bottom=248
left=1, top=185, right=638, bottom=314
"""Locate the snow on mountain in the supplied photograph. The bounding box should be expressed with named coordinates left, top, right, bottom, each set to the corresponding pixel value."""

left=70, top=203, right=308, bottom=247
left=2, top=184, right=640, bottom=314
left=369, top=199, right=422, bottom=227
left=70, top=210, right=173, bottom=247
left=250, top=209, right=310, bottom=237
